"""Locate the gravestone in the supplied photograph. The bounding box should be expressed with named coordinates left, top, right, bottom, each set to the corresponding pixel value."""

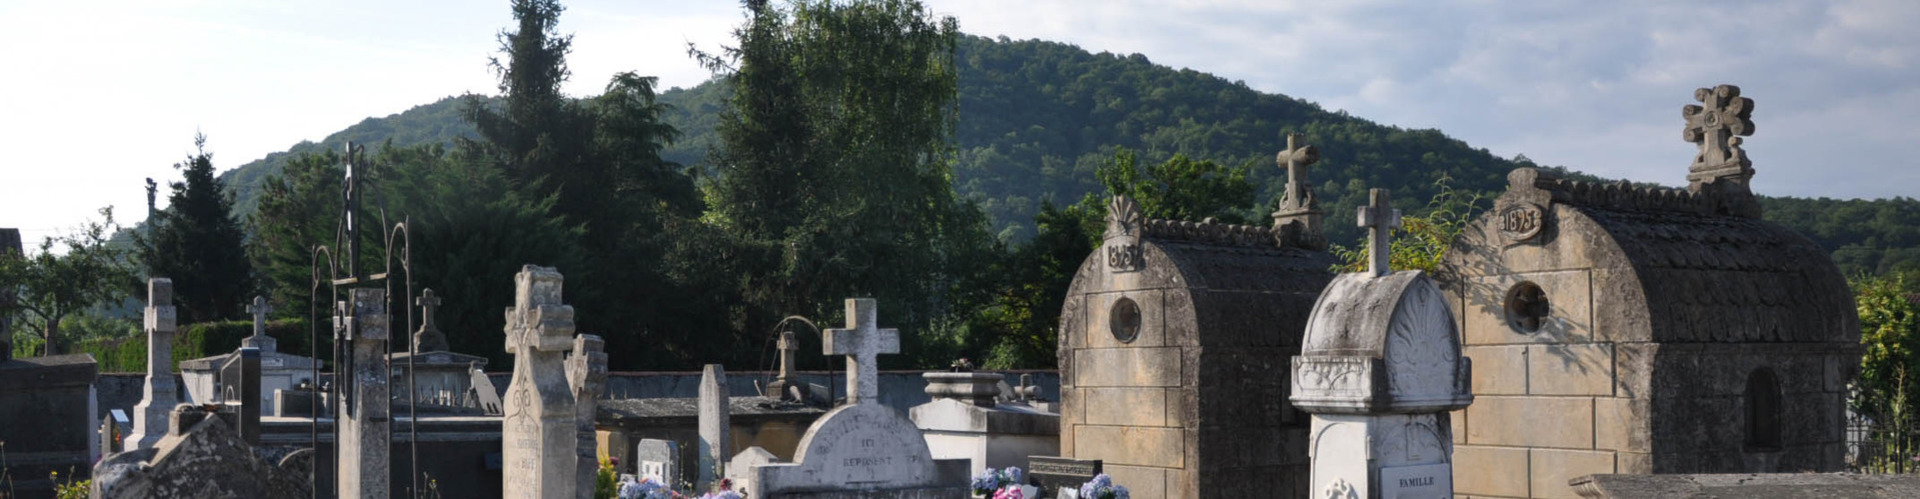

left=236, top=347, right=261, bottom=445
left=336, top=288, right=392, bottom=499
left=128, top=278, right=180, bottom=451
left=911, top=372, right=1059, bottom=477
left=501, top=265, right=579, bottom=499
left=101, top=409, right=130, bottom=455
left=698, top=363, right=732, bottom=491
left=726, top=446, right=780, bottom=497
left=750, top=298, right=970, bottom=498
left=243, top=296, right=276, bottom=352
left=180, top=295, right=321, bottom=415
left=636, top=438, right=682, bottom=485
left=1292, top=188, right=1473, bottom=499
left=568, top=334, right=609, bottom=499
left=1028, top=457, right=1102, bottom=499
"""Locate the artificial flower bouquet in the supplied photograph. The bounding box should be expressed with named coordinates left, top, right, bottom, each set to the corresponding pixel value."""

left=1077, top=473, right=1130, bottom=499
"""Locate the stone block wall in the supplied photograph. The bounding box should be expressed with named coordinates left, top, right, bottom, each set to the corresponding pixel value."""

left=1449, top=266, right=1634, bottom=499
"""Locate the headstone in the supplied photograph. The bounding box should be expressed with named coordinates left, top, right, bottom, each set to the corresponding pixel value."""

left=242, top=295, right=276, bottom=353
left=101, top=409, right=130, bottom=455
left=336, top=288, right=392, bottom=499
left=0, top=351, right=99, bottom=496
left=912, top=372, right=1060, bottom=477
left=765, top=331, right=799, bottom=400
left=1292, top=188, right=1472, bottom=499
left=567, top=334, right=608, bottom=499
left=698, top=363, right=732, bottom=491
left=635, top=438, right=681, bottom=484
left=128, top=278, right=180, bottom=451
left=388, top=287, right=491, bottom=411
left=1028, top=457, right=1101, bottom=499
left=501, top=265, right=579, bottom=499
left=725, top=446, right=780, bottom=497
left=470, top=361, right=504, bottom=415
left=750, top=298, right=971, bottom=498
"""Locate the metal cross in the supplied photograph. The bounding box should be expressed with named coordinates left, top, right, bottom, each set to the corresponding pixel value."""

left=1357, top=188, right=1401, bottom=277
left=1276, top=133, right=1321, bottom=211
left=824, top=298, right=899, bottom=405
left=1682, top=84, right=1755, bottom=171
left=341, top=142, right=365, bottom=278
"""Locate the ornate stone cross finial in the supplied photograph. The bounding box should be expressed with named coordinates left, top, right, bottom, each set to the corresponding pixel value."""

left=824, top=298, right=900, bottom=405
left=1682, top=84, right=1756, bottom=188
left=242, top=295, right=276, bottom=353
left=414, top=288, right=449, bottom=353
left=1357, top=188, right=1401, bottom=277
left=1276, top=133, right=1322, bottom=212
left=504, top=266, right=576, bottom=355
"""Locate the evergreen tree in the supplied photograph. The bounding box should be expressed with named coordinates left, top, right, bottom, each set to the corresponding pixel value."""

left=700, top=0, right=999, bottom=367
left=137, top=135, right=254, bottom=323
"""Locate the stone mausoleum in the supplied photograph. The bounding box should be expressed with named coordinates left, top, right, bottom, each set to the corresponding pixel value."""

left=1058, top=136, right=1339, bottom=499
left=1437, top=85, right=1859, bottom=498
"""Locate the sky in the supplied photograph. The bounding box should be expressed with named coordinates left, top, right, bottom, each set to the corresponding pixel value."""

left=2, top=0, right=1915, bottom=249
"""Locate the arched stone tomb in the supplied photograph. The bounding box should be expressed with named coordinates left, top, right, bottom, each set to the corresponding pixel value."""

left=1292, top=188, right=1473, bottom=499
left=1437, top=85, right=1858, bottom=496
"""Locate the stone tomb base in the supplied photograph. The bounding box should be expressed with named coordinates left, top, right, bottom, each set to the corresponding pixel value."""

left=257, top=415, right=504, bottom=498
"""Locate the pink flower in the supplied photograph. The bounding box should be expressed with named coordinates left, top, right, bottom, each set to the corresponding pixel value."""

left=993, top=487, right=1025, bottom=499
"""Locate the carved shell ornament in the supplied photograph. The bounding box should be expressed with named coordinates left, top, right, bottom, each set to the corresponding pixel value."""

left=1105, top=195, right=1142, bottom=240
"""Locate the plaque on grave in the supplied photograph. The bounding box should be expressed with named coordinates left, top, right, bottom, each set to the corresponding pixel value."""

left=635, top=438, right=680, bottom=484
left=1028, top=456, right=1101, bottom=498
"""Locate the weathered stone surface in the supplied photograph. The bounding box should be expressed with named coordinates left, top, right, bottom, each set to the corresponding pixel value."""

left=1466, top=345, right=1528, bottom=395
left=93, top=405, right=310, bottom=499
left=338, top=287, right=391, bottom=499
left=1072, top=425, right=1183, bottom=468
left=1453, top=445, right=1529, bottom=498
left=635, top=438, right=681, bottom=483
left=1569, top=473, right=1920, bottom=499
left=697, top=363, right=731, bottom=491
left=1528, top=343, right=1614, bottom=396
left=1466, top=396, right=1593, bottom=449
left=568, top=334, right=607, bottom=499
left=501, top=265, right=578, bottom=499
left=128, top=278, right=180, bottom=452
left=751, top=403, right=966, bottom=497
left=1594, top=397, right=1649, bottom=453
left=1072, top=347, right=1181, bottom=387
left=0, top=352, right=99, bottom=498
left=1530, top=449, right=1615, bottom=499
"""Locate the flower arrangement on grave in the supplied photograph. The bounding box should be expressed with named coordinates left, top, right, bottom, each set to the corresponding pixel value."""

left=1077, top=473, right=1130, bottom=499
left=695, top=478, right=744, bottom=499
left=619, top=476, right=687, bottom=499
left=971, top=466, right=1027, bottom=497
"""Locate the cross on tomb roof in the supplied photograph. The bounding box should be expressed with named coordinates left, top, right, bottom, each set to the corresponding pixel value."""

left=242, top=295, right=277, bottom=353
left=415, top=288, right=449, bottom=353
left=1357, top=188, right=1400, bottom=278
left=1682, top=84, right=1756, bottom=183
left=777, top=330, right=798, bottom=379
left=824, top=298, right=899, bottom=405
left=1275, top=133, right=1321, bottom=212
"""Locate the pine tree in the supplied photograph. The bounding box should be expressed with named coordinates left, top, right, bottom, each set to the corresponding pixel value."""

left=137, top=134, right=254, bottom=323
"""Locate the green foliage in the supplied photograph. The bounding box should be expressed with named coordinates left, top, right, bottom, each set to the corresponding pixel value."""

left=1088, top=149, right=1256, bottom=225
left=972, top=201, right=1095, bottom=369
left=217, top=96, right=482, bottom=221
left=1332, top=178, right=1488, bottom=273
left=594, top=455, right=617, bottom=499
left=698, top=0, right=999, bottom=368
left=0, top=208, right=139, bottom=356
left=1851, top=272, right=1920, bottom=472
left=136, top=134, right=255, bottom=323
left=1763, top=196, right=1920, bottom=276
left=66, top=319, right=315, bottom=373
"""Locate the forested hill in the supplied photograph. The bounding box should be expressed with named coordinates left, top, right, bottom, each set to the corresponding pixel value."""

left=215, top=35, right=1920, bottom=275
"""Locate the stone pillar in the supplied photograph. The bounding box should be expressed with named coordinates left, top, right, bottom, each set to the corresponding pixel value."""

left=567, top=334, right=607, bottom=499
left=766, top=331, right=798, bottom=400
left=127, top=278, right=179, bottom=451
left=336, top=288, right=391, bottom=499
left=1290, top=199, right=1472, bottom=499
left=502, top=265, right=578, bottom=499
left=698, top=364, right=731, bottom=492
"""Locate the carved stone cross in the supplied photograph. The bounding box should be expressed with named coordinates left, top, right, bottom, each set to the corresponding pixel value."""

left=414, top=288, right=449, bottom=353
left=824, top=298, right=899, bottom=405
left=767, top=330, right=800, bottom=399
left=1276, top=133, right=1322, bottom=212
left=1357, top=188, right=1401, bottom=277
left=1682, top=84, right=1755, bottom=183
left=242, top=295, right=276, bottom=353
